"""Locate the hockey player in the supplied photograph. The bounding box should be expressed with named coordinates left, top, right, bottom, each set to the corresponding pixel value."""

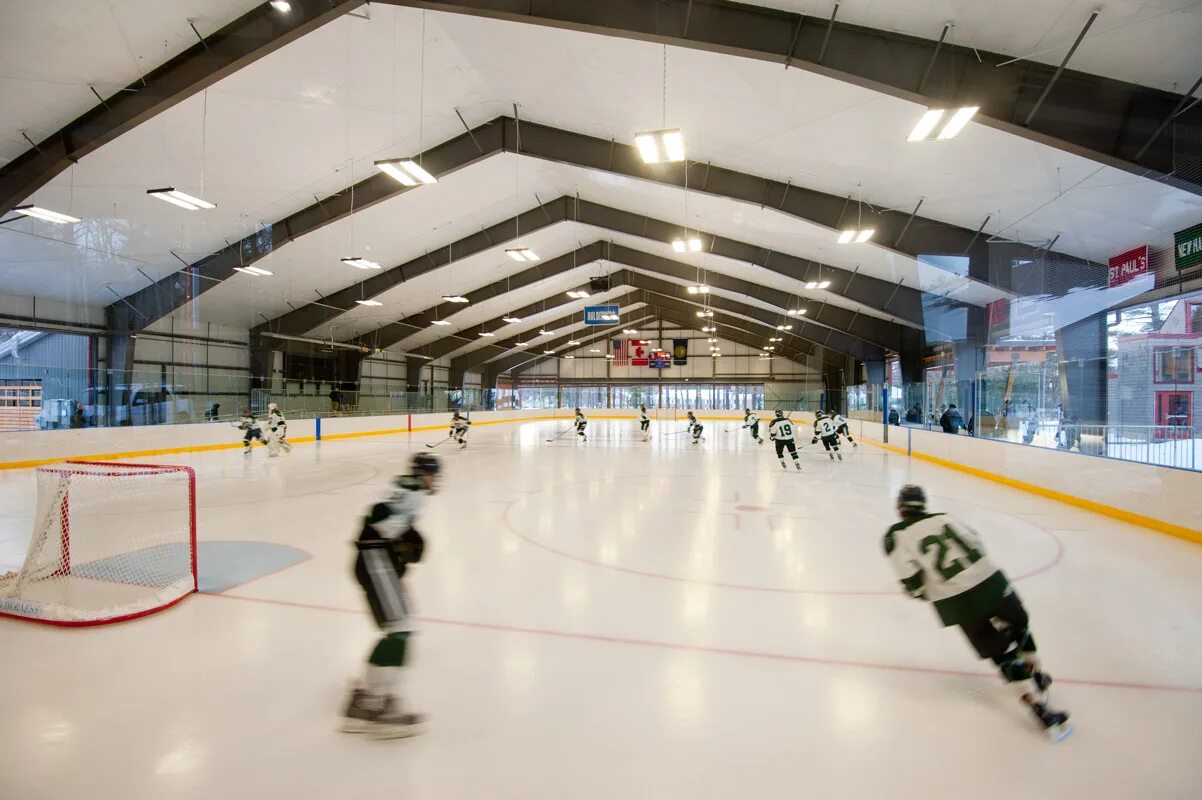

left=638, top=404, right=651, bottom=442
left=449, top=411, right=471, bottom=450
left=742, top=408, right=764, bottom=444
left=234, top=409, right=266, bottom=455
left=767, top=409, right=801, bottom=471
left=686, top=410, right=705, bottom=443
left=266, top=403, right=292, bottom=456
left=811, top=411, right=843, bottom=461
left=830, top=409, right=857, bottom=447
left=884, top=485, right=1071, bottom=740
left=574, top=408, right=588, bottom=442
left=342, top=452, right=440, bottom=739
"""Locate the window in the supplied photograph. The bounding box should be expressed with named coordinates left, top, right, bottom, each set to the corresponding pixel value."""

left=1155, top=392, right=1191, bottom=427
left=1153, top=347, right=1195, bottom=384
left=1188, top=302, right=1202, bottom=335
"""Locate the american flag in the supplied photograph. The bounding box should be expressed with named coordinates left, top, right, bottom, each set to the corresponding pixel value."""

left=612, top=338, right=630, bottom=366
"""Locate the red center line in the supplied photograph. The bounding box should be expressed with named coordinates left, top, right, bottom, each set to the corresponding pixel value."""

left=202, top=591, right=1202, bottom=695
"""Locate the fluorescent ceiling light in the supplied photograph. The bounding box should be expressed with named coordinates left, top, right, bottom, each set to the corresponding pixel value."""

left=908, top=106, right=979, bottom=142
left=375, top=159, right=437, bottom=186
left=686, top=284, right=710, bottom=294
left=502, top=316, right=523, bottom=323
left=696, top=310, right=713, bottom=318
left=566, top=290, right=590, bottom=299
left=563, top=355, right=575, bottom=360
left=355, top=299, right=383, bottom=306
left=787, top=308, right=807, bottom=315
left=233, top=266, right=273, bottom=277
left=514, top=342, right=527, bottom=347
left=622, top=329, right=638, bottom=334
left=701, top=326, right=715, bottom=333
left=907, top=109, right=946, bottom=142
left=777, top=324, right=792, bottom=331
left=638, top=339, right=650, bottom=345
left=707, top=338, right=718, bottom=343
left=478, top=332, right=496, bottom=337
left=269, top=0, right=291, bottom=11
left=430, top=320, right=452, bottom=326
left=342, top=257, right=381, bottom=270
left=635, top=128, right=685, bottom=164
left=605, top=354, right=615, bottom=359
left=600, top=313, right=619, bottom=321
left=770, top=337, right=783, bottom=342
left=763, top=346, right=775, bottom=351
left=567, top=339, right=580, bottom=345
left=817, top=280, right=831, bottom=289
left=539, top=329, right=554, bottom=336
left=12, top=205, right=80, bottom=224
left=442, top=295, right=469, bottom=303
left=506, top=248, right=539, bottom=262
left=837, top=229, right=873, bottom=245
left=590, top=349, right=601, bottom=353
left=147, top=188, right=215, bottom=211
left=672, top=237, right=703, bottom=253
left=543, top=350, right=556, bottom=355
left=805, top=281, right=818, bottom=289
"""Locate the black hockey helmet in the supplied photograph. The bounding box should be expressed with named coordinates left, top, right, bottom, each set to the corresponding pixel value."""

left=412, top=452, right=441, bottom=475
left=774, top=409, right=784, bottom=418
left=897, top=484, right=927, bottom=513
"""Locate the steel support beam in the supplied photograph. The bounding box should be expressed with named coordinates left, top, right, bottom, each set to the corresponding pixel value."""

left=380, top=0, right=1199, bottom=195
left=0, top=0, right=364, bottom=219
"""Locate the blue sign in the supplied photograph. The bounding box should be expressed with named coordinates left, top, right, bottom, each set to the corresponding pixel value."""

left=584, top=305, right=620, bottom=325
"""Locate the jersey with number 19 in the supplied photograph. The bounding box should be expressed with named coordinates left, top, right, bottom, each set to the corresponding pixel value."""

left=768, top=418, right=794, bottom=441
left=883, top=512, right=1010, bottom=627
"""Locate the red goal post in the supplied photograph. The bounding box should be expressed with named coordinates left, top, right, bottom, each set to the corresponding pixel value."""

left=0, top=460, right=197, bottom=626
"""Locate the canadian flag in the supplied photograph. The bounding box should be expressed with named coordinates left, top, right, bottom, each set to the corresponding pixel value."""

left=630, top=340, right=649, bottom=367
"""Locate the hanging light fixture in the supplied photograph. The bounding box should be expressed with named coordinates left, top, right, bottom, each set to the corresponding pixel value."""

left=233, top=266, right=273, bottom=277
left=11, top=205, right=81, bottom=224
left=442, top=295, right=469, bottom=303
left=776, top=324, right=792, bottom=331
left=147, top=188, right=215, bottom=211
left=786, top=308, right=808, bottom=316
left=566, top=290, right=590, bottom=299
left=502, top=316, right=523, bottom=324
left=342, top=257, right=381, bottom=270
left=505, top=248, right=540, bottom=262
left=907, top=107, right=979, bottom=142
left=696, top=310, right=713, bottom=318
left=375, top=159, right=437, bottom=186
left=672, top=237, right=702, bottom=253
left=269, top=0, right=291, bottom=11
left=634, top=128, right=685, bottom=164
left=430, top=320, right=452, bottom=327
left=686, top=284, right=710, bottom=294
left=478, top=332, right=496, bottom=337
left=355, top=299, right=383, bottom=306
left=837, top=229, right=874, bottom=244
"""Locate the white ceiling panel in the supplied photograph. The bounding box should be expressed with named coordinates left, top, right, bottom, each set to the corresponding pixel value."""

left=743, top=0, right=1202, bottom=93
left=0, top=0, right=260, bottom=164
left=5, top=3, right=1198, bottom=326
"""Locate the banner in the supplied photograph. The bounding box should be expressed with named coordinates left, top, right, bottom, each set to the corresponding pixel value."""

left=1108, top=244, right=1149, bottom=286
left=1176, top=223, right=1202, bottom=272
left=584, top=305, right=620, bottom=325
left=630, top=339, right=649, bottom=367
left=672, top=338, right=688, bottom=365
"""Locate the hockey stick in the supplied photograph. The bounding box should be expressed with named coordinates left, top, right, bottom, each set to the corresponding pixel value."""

left=425, top=435, right=454, bottom=448
left=660, top=428, right=693, bottom=436
left=545, top=426, right=573, bottom=443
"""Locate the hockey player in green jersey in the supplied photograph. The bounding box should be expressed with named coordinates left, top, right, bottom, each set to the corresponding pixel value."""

left=884, top=485, right=1072, bottom=740
left=342, top=452, right=440, bottom=739
left=686, top=411, right=705, bottom=443
left=638, top=404, right=651, bottom=441
left=767, top=410, right=801, bottom=470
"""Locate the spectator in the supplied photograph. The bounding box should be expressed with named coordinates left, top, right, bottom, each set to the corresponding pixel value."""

left=905, top=405, right=921, bottom=424
left=939, top=404, right=965, bottom=434
left=69, top=400, right=84, bottom=429
left=1022, top=405, right=1039, bottom=445
left=329, top=387, right=342, bottom=413
left=888, top=407, right=900, bottom=426
left=1059, top=415, right=1081, bottom=451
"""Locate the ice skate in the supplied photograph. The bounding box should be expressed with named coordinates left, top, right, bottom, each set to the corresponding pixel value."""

left=837, top=453, right=843, bottom=461
left=340, top=688, right=379, bottom=733
left=794, top=461, right=802, bottom=471
left=780, top=461, right=788, bottom=471
left=1023, top=694, right=1073, bottom=742
left=243, top=446, right=252, bottom=455
left=369, top=696, right=426, bottom=740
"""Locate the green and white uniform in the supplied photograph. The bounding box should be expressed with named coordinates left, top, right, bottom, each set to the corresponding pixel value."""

left=639, top=408, right=650, bottom=436
left=354, top=477, right=428, bottom=633
left=812, top=415, right=842, bottom=457
left=883, top=512, right=1010, bottom=627
left=575, top=410, right=588, bottom=440
left=687, top=413, right=704, bottom=442
left=743, top=412, right=763, bottom=443
left=768, top=416, right=800, bottom=468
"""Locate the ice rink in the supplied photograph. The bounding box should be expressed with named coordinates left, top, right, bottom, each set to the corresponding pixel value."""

left=2, top=418, right=1201, bottom=799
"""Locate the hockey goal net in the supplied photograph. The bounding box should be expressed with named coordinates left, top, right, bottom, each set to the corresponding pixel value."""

left=0, top=461, right=197, bottom=626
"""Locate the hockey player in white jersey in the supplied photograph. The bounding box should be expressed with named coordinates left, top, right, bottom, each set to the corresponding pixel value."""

left=884, top=485, right=1071, bottom=740
left=234, top=409, right=266, bottom=455
left=266, top=403, right=292, bottom=456
left=449, top=411, right=471, bottom=449
left=830, top=410, right=857, bottom=447
left=686, top=410, right=705, bottom=443
left=574, top=408, right=588, bottom=442
left=811, top=411, right=843, bottom=461
left=767, top=410, right=801, bottom=470
left=742, top=408, right=764, bottom=444
left=342, top=452, right=440, bottom=739
left=638, top=404, right=651, bottom=441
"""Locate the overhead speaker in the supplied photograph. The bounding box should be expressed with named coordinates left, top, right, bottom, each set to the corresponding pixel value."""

left=589, top=277, right=612, bottom=292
